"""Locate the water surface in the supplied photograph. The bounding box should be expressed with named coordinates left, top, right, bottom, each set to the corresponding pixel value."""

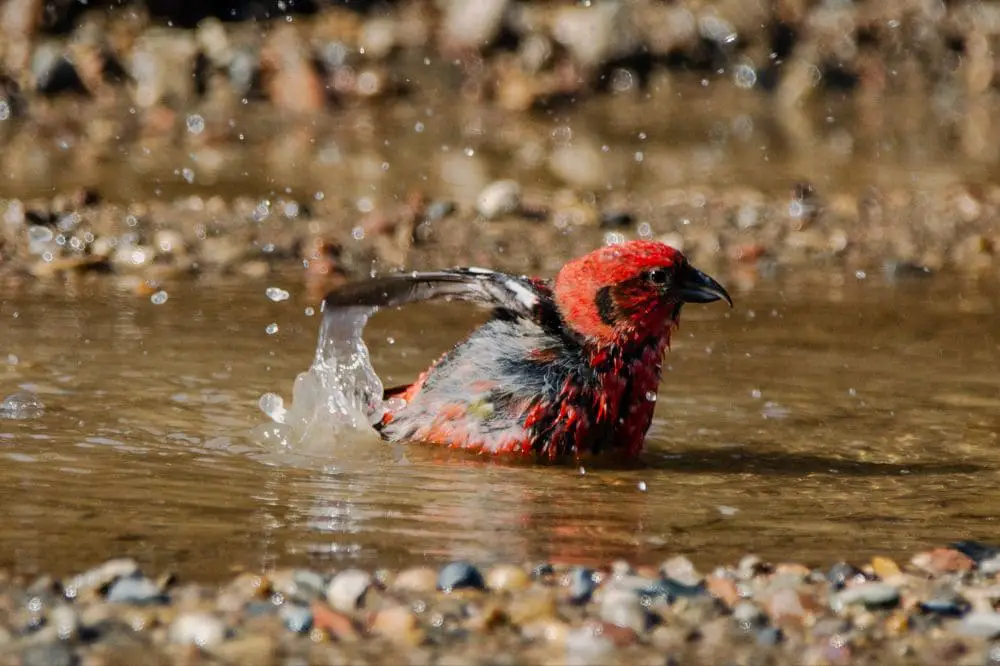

left=1, top=273, right=998, bottom=579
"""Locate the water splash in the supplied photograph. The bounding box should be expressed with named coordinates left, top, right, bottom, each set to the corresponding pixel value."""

left=255, top=305, right=387, bottom=456
left=0, top=391, right=45, bottom=420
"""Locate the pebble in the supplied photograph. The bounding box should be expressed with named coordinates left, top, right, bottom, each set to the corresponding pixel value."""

left=832, top=583, right=900, bottom=611
left=169, top=612, right=227, bottom=648
left=660, top=555, right=702, bottom=586
left=279, top=603, right=313, bottom=633
left=371, top=605, right=423, bottom=646
left=105, top=576, right=167, bottom=605
left=485, top=565, right=530, bottom=592
left=957, top=611, right=1000, bottom=638
left=326, top=569, right=372, bottom=612
left=826, top=562, right=865, bottom=589
left=63, top=559, right=138, bottom=597
left=475, top=180, right=521, bottom=220
left=568, top=567, right=597, bottom=604
left=437, top=561, right=485, bottom=593
left=911, top=548, right=975, bottom=576
left=598, top=586, right=648, bottom=633
left=392, top=567, right=438, bottom=593
left=21, top=642, right=76, bottom=666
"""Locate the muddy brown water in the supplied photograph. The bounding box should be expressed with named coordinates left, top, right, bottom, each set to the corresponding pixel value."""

left=1, top=273, right=998, bottom=580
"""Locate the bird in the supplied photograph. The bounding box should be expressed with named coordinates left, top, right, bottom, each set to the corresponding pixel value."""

left=321, top=240, right=732, bottom=460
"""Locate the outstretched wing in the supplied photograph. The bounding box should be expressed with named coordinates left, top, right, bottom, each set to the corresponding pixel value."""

left=321, top=268, right=553, bottom=322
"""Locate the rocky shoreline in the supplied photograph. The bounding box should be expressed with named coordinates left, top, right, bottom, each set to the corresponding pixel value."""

left=4, top=543, right=1000, bottom=665
left=0, top=179, right=997, bottom=295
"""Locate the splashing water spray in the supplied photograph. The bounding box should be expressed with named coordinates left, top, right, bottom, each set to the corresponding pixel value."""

left=255, top=304, right=395, bottom=455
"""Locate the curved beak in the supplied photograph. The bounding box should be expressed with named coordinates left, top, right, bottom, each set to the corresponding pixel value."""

left=679, top=264, right=733, bottom=307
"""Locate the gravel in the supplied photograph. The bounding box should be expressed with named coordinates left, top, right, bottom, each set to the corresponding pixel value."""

left=0, top=544, right=999, bottom=664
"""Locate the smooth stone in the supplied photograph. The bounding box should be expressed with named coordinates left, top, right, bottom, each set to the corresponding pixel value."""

left=106, top=576, right=166, bottom=605
left=958, top=611, right=1000, bottom=638
left=21, top=642, right=75, bottom=666
left=392, top=567, right=438, bottom=593
left=826, top=562, right=865, bottom=589
left=371, top=606, right=423, bottom=646
left=486, top=565, right=530, bottom=592
left=756, top=627, right=784, bottom=646
left=291, top=570, right=326, bottom=600
left=279, top=603, right=313, bottom=633
left=565, top=626, right=615, bottom=665
left=437, top=561, right=485, bottom=593
left=65, top=558, right=140, bottom=597
left=660, top=556, right=702, bottom=587
left=919, top=595, right=970, bottom=618
left=832, top=583, right=900, bottom=611
left=49, top=605, right=79, bottom=640
left=326, top=569, right=372, bottom=612
left=169, top=612, right=227, bottom=648
left=599, top=586, right=648, bottom=633
left=568, top=567, right=597, bottom=604
left=732, top=601, right=765, bottom=628
left=475, top=180, right=521, bottom=220
left=442, top=0, right=510, bottom=48
left=981, top=555, right=1000, bottom=576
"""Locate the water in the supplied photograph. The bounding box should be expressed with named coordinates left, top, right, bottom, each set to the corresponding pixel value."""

left=1, top=274, right=999, bottom=580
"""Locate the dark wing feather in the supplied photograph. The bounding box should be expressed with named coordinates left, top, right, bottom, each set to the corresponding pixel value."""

left=321, top=268, right=552, bottom=321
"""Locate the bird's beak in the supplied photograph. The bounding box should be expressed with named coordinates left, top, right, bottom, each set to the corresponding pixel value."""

left=678, top=264, right=733, bottom=307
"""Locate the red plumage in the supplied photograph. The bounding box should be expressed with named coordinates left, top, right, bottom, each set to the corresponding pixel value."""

left=321, top=241, right=732, bottom=460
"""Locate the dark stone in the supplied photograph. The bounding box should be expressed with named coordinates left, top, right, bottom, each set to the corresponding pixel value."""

left=437, top=561, right=485, bottom=593
left=826, top=562, right=865, bottom=590
left=568, top=568, right=597, bottom=604
left=952, top=541, right=1000, bottom=565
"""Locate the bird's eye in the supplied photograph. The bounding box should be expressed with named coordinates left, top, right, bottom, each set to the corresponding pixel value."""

left=646, top=268, right=670, bottom=286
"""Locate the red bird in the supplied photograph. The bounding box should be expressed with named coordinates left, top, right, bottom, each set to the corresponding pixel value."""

left=321, top=240, right=731, bottom=459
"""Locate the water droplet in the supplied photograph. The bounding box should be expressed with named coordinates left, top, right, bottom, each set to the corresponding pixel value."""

left=386, top=336, right=395, bottom=344
left=750, top=389, right=762, bottom=399
left=258, top=392, right=286, bottom=423
left=732, top=63, right=757, bottom=89
left=718, top=505, right=739, bottom=516
left=855, top=270, right=867, bottom=280
left=186, top=114, right=205, bottom=134
left=265, top=323, right=279, bottom=335
left=645, top=391, right=657, bottom=402
left=266, top=287, right=290, bottom=302
left=151, top=290, right=169, bottom=305
left=181, top=168, right=195, bottom=184
left=304, top=307, right=315, bottom=316
left=637, top=481, right=647, bottom=492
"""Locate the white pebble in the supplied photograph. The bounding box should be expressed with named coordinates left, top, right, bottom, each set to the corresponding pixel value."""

left=265, top=323, right=279, bottom=335
left=169, top=612, right=226, bottom=648
left=151, top=290, right=168, bottom=305
left=326, top=569, right=372, bottom=612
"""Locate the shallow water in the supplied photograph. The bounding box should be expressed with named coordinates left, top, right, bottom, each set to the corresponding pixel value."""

left=1, top=273, right=999, bottom=580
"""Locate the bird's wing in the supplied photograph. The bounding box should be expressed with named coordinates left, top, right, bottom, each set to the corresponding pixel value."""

left=321, top=268, right=552, bottom=320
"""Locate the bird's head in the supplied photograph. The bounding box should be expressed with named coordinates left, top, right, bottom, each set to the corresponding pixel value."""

left=553, top=240, right=732, bottom=346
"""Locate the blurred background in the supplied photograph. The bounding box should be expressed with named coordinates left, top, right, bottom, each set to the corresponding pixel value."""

left=1, top=0, right=999, bottom=288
